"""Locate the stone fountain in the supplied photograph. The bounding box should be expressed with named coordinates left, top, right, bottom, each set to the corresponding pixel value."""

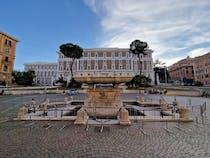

left=74, top=76, right=133, bottom=125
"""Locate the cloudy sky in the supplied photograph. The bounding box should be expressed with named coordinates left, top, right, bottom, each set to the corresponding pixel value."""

left=84, top=0, right=210, bottom=66
left=1, top=0, right=210, bottom=70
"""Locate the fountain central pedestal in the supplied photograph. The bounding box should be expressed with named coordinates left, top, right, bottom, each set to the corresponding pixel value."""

left=85, top=87, right=122, bottom=118
left=74, top=76, right=132, bottom=125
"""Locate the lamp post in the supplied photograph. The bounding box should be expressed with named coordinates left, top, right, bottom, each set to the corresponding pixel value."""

left=164, top=66, right=167, bottom=86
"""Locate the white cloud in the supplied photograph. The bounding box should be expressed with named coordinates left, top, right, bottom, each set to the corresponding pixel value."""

left=84, top=0, right=210, bottom=66
left=162, top=57, right=185, bottom=67
left=188, top=47, right=210, bottom=58
left=83, top=0, right=98, bottom=13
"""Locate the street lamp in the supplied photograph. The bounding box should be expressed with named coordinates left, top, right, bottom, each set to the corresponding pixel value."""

left=164, top=66, right=167, bottom=86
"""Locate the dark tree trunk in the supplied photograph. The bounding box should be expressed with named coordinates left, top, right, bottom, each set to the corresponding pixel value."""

left=137, top=54, right=142, bottom=76
left=70, top=58, right=75, bottom=79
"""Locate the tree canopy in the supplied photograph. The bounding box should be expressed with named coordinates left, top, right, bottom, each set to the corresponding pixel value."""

left=59, top=43, right=83, bottom=59
left=12, top=70, right=36, bottom=86
left=126, top=75, right=152, bottom=88
left=129, top=40, right=148, bottom=55
left=59, top=43, right=83, bottom=79
left=129, top=40, right=148, bottom=75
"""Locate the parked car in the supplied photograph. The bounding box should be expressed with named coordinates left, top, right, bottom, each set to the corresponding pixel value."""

left=67, top=89, right=78, bottom=95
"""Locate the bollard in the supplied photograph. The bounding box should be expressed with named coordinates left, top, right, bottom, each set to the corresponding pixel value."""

left=85, top=119, right=89, bottom=131
left=177, top=119, right=180, bottom=128
left=195, top=116, right=198, bottom=127
left=100, top=120, right=103, bottom=133
left=142, top=120, right=144, bottom=129
left=126, top=127, right=129, bottom=134
left=165, top=121, right=168, bottom=129
left=201, top=114, right=204, bottom=124
left=61, top=110, right=63, bottom=118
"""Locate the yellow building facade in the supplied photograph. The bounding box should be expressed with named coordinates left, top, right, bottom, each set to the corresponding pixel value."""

left=0, top=31, right=19, bottom=85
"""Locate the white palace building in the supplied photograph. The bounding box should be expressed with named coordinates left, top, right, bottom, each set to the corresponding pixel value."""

left=24, top=62, right=57, bottom=86
left=24, top=48, right=154, bottom=86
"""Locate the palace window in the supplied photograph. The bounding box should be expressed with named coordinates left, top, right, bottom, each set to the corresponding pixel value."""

left=5, top=47, right=10, bottom=53
left=3, top=65, right=8, bottom=71
left=119, top=52, right=122, bottom=59
left=95, top=65, right=98, bottom=70
left=5, top=57, right=9, bottom=62
left=95, top=52, right=98, bottom=58
left=103, top=52, right=106, bottom=59
left=80, top=60, right=84, bottom=70
left=5, top=39, right=12, bottom=46
left=126, top=52, right=129, bottom=59
left=103, top=65, right=107, bottom=70
left=112, top=64, right=115, bottom=70
left=112, top=52, right=115, bottom=59
left=126, top=64, right=130, bottom=70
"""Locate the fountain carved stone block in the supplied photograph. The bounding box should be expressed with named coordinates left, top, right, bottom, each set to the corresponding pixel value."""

left=119, top=107, right=131, bottom=125
left=179, top=108, right=190, bottom=119
left=17, top=106, right=27, bottom=120
left=74, top=76, right=132, bottom=124
left=84, top=87, right=122, bottom=118
left=74, top=108, right=87, bottom=125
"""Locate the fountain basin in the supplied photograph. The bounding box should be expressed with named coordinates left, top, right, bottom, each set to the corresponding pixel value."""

left=74, top=76, right=133, bottom=84
left=84, top=106, right=120, bottom=118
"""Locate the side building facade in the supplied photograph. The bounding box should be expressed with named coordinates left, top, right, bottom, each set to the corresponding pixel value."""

left=193, top=52, right=210, bottom=85
left=168, top=52, right=210, bottom=86
left=168, top=56, right=194, bottom=85
left=0, top=31, right=19, bottom=85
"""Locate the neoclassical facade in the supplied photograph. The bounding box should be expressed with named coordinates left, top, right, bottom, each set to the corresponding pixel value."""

left=57, top=48, right=154, bottom=83
left=24, top=62, right=57, bottom=86
left=24, top=48, right=154, bottom=86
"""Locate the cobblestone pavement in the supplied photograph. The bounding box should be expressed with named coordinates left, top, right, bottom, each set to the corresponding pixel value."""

left=0, top=94, right=210, bottom=158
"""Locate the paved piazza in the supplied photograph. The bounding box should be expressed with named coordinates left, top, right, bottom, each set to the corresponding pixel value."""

left=0, top=93, right=210, bottom=158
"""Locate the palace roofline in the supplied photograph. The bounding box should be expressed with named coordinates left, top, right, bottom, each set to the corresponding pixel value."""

left=57, top=47, right=153, bottom=53
left=0, top=30, right=19, bottom=42
left=24, top=62, right=57, bottom=65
